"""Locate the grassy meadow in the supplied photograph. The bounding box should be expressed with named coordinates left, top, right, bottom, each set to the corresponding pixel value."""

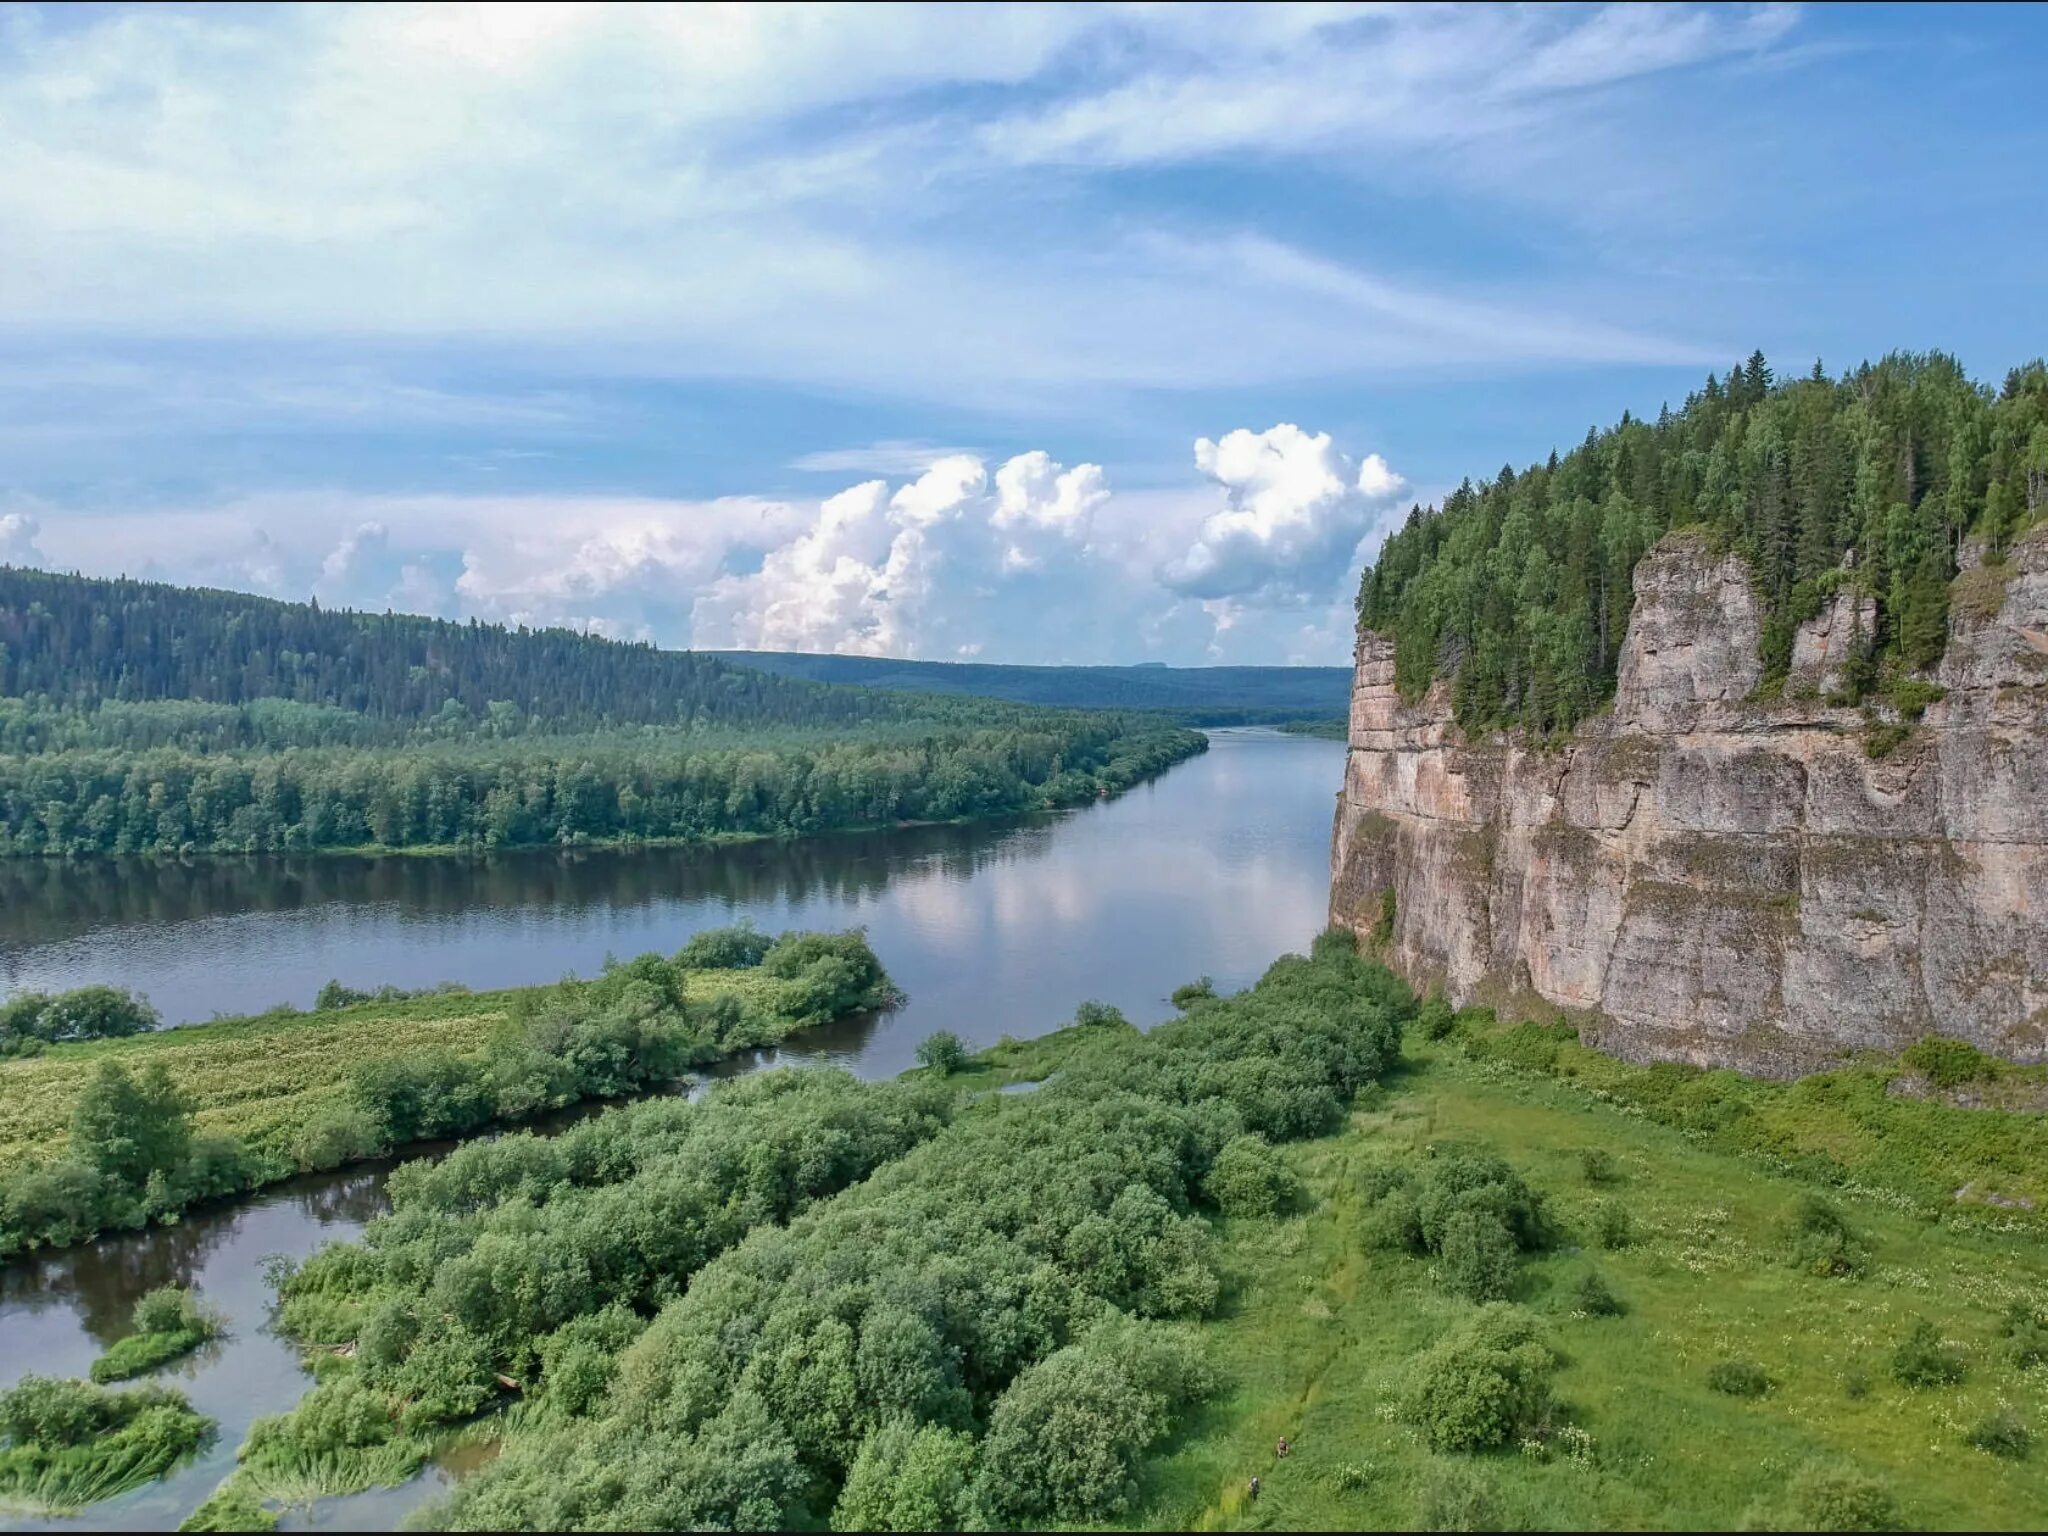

left=0, top=970, right=792, bottom=1180
left=1097, top=1038, right=2048, bottom=1531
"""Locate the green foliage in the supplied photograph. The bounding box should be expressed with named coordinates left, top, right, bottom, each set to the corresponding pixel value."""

left=1770, top=1464, right=1907, bottom=1532
left=914, top=1031, right=967, bottom=1075
left=675, top=922, right=773, bottom=970
left=1899, top=1036, right=1995, bottom=1090
left=70, top=1060, right=192, bottom=1190
left=1359, top=353, right=2048, bottom=732
left=90, top=1286, right=221, bottom=1382
left=373, top=940, right=1402, bottom=1527
left=1402, top=1304, right=1560, bottom=1453
left=1577, top=1147, right=1619, bottom=1185
left=1568, top=1267, right=1624, bottom=1318
left=1965, top=1410, right=2031, bottom=1460
left=1414, top=1458, right=1508, bottom=1532
left=2002, top=1302, right=2048, bottom=1368
left=1890, top=1318, right=1967, bottom=1389
left=1779, top=1194, right=1869, bottom=1279
left=0, top=1374, right=214, bottom=1513
left=1204, top=1133, right=1301, bottom=1218
left=1436, top=1205, right=1522, bottom=1302
left=1707, top=1359, right=1772, bottom=1398
left=1417, top=996, right=1458, bottom=1041
left=1591, top=1200, right=1634, bottom=1250
left=0, top=986, right=157, bottom=1055
left=177, top=1482, right=278, bottom=1531
left=833, top=1420, right=980, bottom=1532
left=1170, top=976, right=1217, bottom=1010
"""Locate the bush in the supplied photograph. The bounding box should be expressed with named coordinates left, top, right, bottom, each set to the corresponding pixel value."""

left=1890, top=1317, right=1966, bottom=1388
left=1591, top=1201, right=1634, bottom=1251
left=973, top=1324, right=1214, bottom=1526
left=0, top=1375, right=214, bottom=1512
left=1402, top=1305, right=1559, bottom=1453
left=1417, top=997, right=1458, bottom=1041
left=1780, top=1194, right=1868, bottom=1279
left=676, top=923, right=774, bottom=970
left=2, top=986, right=158, bottom=1053
left=292, top=1100, right=387, bottom=1172
left=1900, top=1036, right=1995, bottom=1090
left=1964, top=1409, right=2031, bottom=1460
left=1841, top=1365, right=1871, bottom=1401
left=1706, top=1359, right=1770, bottom=1398
left=2002, top=1302, right=2048, bottom=1368
left=833, top=1420, right=979, bottom=1532
left=1204, top=1134, right=1301, bottom=1219
left=1577, top=1147, right=1619, bottom=1185
left=1170, top=977, right=1217, bottom=1010
left=914, top=1031, right=968, bottom=1075
left=1436, top=1207, right=1521, bottom=1302
left=1780, top=1463, right=1904, bottom=1532
left=91, top=1285, right=221, bottom=1383
left=1362, top=1189, right=1424, bottom=1255
left=1416, top=1145, right=1548, bottom=1254
left=1568, top=1268, right=1624, bottom=1318
left=178, top=1483, right=277, bottom=1531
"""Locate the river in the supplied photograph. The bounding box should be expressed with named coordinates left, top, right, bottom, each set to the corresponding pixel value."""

left=0, top=728, right=1343, bottom=1531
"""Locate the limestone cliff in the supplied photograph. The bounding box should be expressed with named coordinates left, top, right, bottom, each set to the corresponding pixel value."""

left=1330, top=525, right=2048, bottom=1075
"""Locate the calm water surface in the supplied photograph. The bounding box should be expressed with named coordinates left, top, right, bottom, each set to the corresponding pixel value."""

left=0, top=729, right=1343, bottom=1531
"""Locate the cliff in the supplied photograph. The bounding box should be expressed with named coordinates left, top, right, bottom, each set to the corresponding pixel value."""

left=1330, top=526, right=2048, bottom=1075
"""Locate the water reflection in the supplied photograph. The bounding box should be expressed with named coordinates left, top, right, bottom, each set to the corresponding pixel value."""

left=0, top=730, right=1346, bottom=1532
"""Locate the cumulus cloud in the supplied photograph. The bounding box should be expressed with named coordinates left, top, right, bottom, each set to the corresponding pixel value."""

left=1161, top=425, right=1408, bottom=605
left=695, top=449, right=1107, bottom=656
left=0, top=512, right=46, bottom=566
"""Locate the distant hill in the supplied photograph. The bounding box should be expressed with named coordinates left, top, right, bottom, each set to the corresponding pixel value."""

left=707, top=652, right=1351, bottom=724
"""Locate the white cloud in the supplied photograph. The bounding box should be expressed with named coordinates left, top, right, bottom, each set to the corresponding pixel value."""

left=0, top=0, right=1755, bottom=414
left=787, top=440, right=982, bottom=475
left=1162, top=425, right=1408, bottom=604
left=0, top=512, right=46, bottom=566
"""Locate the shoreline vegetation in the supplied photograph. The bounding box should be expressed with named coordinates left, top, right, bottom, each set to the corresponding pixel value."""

left=4, top=936, right=2044, bottom=1524
left=0, top=925, right=896, bottom=1258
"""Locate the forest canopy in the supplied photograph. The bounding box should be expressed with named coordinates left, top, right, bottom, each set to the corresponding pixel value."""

left=1358, top=352, right=2048, bottom=734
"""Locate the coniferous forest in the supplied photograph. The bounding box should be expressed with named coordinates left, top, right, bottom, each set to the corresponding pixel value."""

left=0, top=570, right=1202, bottom=856
left=1358, top=353, right=2048, bottom=734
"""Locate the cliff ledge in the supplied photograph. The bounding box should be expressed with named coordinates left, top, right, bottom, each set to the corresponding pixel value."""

left=1330, top=526, right=2048, bottom=1075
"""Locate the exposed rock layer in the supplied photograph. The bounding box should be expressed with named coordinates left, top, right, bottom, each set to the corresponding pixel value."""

left=1330, top=527, right=2048, bottom=1075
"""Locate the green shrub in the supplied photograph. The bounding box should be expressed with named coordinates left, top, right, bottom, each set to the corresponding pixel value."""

left=1841, top=1365, right=1871, bottom=1400
left=914, top=1031, right=968, bottom=1075
left=1780, top=1194, right=1868, bottom=1279
left=178, top=1482, right=278, bottom=1531
left=1568, top=1268, right=1624, bottom=1318
left=1591, top=1200, right=1634, bottom=1251
left=675, top=922, right=773, bottom=970
left=1707, top=1359, right=1771, bottom=1398
left=833, top=1420, right=979, bottom=1532
left=1964, top=1410, right=2031, bottom=1460
left=1417, top=997, right=1458, bottom=1041
left=2001, top=1302, right=2048, bottom=1368
left=1577, top=1147, right=1619, bottom=1185
left=1781, top=1463, right=1905, bottom=1532
left=0, top=1375, right=214, bottom=1513
left=1171, top=977, right=1217, bottom=1010
left=1415, top=1145, right=1548, bottom=1254
left=1900, top=1036, right=1995, bottom=1090
left=291, top=1101, right=387, bottom=1172
left=1402, top=1305, right=1559, bottom=1453
left=1204, top=1134, right=1301, bottom=1219
left=1436, top=1207, right=1521, bottom=1302
left=1362, top=1189, right=1424, bottom=1255
left=1890, top=1318, right=1967, bottom=1388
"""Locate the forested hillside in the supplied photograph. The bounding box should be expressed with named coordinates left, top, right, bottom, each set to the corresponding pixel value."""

left=1359, top=352, right=2048, bottom=733
left=0, top=571, right=1203, bottom=856
left=710, top=651, right=1350, bottom=724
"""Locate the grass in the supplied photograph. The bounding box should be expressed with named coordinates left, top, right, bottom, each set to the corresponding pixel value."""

left=0, top=969, right=793, bottom=1178
left=1113, top=1040, right=2048, bottom=1531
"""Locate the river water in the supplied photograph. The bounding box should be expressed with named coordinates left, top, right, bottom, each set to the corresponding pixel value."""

left=0, top=729, right=1343, bottom=1531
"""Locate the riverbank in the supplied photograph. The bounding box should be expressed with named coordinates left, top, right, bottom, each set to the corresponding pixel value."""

left=0, top=928, right=894, bottom=1258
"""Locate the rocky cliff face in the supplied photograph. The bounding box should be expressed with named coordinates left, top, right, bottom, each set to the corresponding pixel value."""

left=1330, top=526, right=2048, bottom=1075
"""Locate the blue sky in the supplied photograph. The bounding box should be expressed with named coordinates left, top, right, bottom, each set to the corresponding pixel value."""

left=1, top=2, right=2044, bottom=664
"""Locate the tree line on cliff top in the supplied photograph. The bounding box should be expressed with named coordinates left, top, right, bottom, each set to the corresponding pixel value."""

left=1359, top=351, right=2048, bottom=735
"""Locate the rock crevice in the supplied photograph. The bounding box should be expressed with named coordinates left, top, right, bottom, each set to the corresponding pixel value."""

left=1330, top=527, right=2048, bottom=1075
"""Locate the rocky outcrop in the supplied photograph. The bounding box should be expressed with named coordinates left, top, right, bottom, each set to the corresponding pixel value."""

left=1330, top=526, right=2048, bottom=1076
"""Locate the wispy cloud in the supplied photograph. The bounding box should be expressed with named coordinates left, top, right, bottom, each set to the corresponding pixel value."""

left=788, top=441, right=984, bottom=475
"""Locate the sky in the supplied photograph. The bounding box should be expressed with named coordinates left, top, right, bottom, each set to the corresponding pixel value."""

left=1, top=1, right=2044, bottom=665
